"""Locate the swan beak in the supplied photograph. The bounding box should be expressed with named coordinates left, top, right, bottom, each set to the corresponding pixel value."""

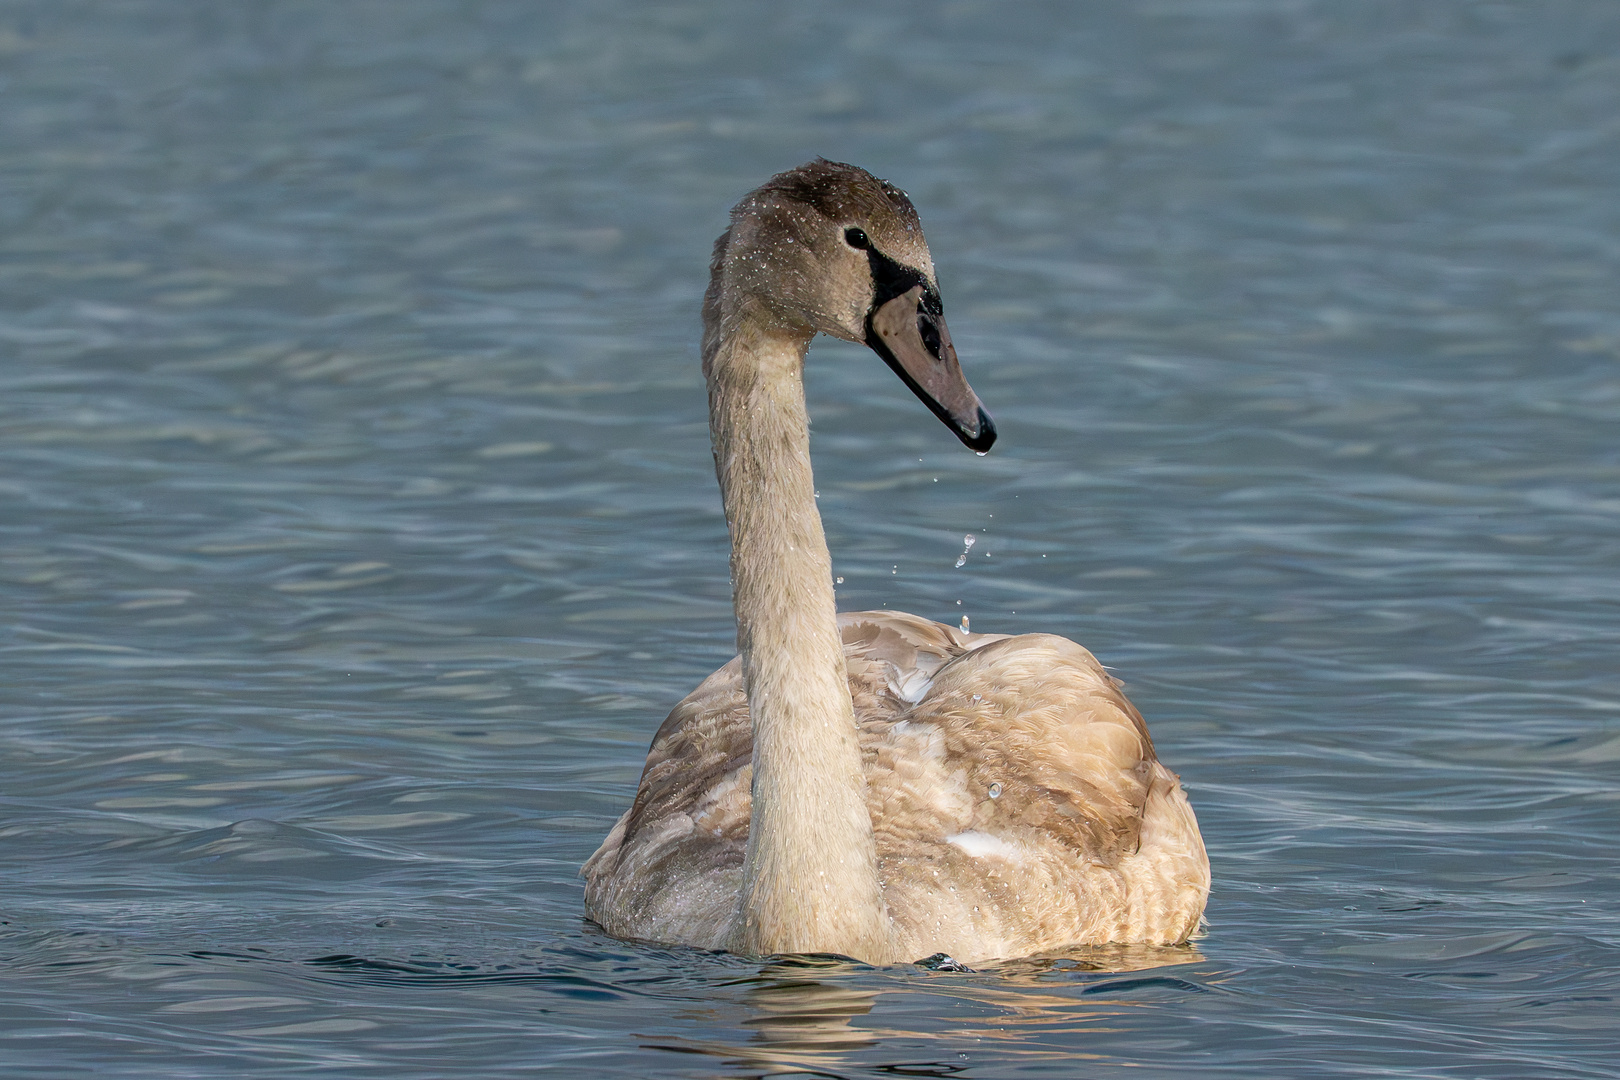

left=866, top=285, right=997, bottom=452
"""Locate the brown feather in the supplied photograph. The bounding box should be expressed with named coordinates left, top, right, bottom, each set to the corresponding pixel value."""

left=585, top=611, right=1209, bottom=963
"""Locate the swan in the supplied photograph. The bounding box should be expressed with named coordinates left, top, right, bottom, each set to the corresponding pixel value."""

left=583, top=160, right=1208, bottom=965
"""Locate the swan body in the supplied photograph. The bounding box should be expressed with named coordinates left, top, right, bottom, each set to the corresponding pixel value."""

left=584, top=160, right=1208, bottom=965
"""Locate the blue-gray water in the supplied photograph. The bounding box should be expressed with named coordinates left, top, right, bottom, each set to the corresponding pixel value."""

left=2, top=2, right=1617, bottom=1076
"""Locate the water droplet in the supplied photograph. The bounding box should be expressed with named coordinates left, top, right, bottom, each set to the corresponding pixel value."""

left=959, top=615, right=970, bottom=633
left=835, top=576, right=844, bottom=584
left=954, top=533, right=976, bottom=568
left=988, top=782, right=1001, bottom=799
left=971, top=692, right=981, bottom=703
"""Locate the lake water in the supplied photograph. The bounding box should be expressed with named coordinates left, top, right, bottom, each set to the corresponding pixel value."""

left=2, top=2, right=1617, bottom=1076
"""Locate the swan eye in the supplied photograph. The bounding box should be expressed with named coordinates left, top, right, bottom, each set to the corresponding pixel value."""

left=843, top=227, right=871, bottom=250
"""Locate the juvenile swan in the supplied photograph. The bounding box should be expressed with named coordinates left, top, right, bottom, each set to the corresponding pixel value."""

left=584, top=160, right=1208, bottom=965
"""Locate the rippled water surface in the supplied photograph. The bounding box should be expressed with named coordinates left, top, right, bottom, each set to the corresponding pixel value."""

left=3, top=2, right=1618, bottom=1076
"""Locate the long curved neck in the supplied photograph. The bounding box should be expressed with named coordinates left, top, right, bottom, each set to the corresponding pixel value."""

left=705, top=307, right=892, bottom=961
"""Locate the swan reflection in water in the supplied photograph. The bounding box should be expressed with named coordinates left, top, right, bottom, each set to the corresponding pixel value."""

left=642, top=944, right=1209, bottom=1079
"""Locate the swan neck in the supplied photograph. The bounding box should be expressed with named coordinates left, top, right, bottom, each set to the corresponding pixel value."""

left=705, top=310, right=893, bottom=961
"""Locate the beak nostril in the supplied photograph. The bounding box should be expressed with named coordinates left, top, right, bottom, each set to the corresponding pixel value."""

left=917, top=313, right=943, bottom=360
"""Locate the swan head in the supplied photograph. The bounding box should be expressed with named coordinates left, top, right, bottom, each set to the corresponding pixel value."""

left=713, top=159, right=996, bottom=452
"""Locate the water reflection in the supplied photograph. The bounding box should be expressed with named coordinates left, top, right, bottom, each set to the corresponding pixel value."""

left=646, top=945, right=1209, bottom=1078
left=654, top=959, right=880, bottom=1079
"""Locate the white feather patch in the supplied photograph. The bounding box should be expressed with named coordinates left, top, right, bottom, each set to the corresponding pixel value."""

left=946, top=830, right=1022, bottom=862
left=894, top=667, right=933, bottom=703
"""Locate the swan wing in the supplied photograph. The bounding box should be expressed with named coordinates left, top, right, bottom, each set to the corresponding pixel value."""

left=861, top=631, right=1209, bottom=958
left=582, top=658, right=752, bottom=948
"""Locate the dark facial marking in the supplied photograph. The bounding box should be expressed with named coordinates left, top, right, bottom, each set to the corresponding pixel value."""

left=864, top=246, right=928, bottom=310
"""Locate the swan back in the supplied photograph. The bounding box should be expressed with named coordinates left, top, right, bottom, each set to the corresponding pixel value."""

left=583, top=612, right=1209, bottom=963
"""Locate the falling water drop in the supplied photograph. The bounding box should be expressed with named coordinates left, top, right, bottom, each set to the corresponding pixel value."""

left=954, top=533, right=977, bottom=568
left=959, top=615, right=970, bottom=633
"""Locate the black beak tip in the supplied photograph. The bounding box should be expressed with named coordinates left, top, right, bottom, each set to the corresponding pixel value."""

left=958, top=407, right=996, bottom=453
